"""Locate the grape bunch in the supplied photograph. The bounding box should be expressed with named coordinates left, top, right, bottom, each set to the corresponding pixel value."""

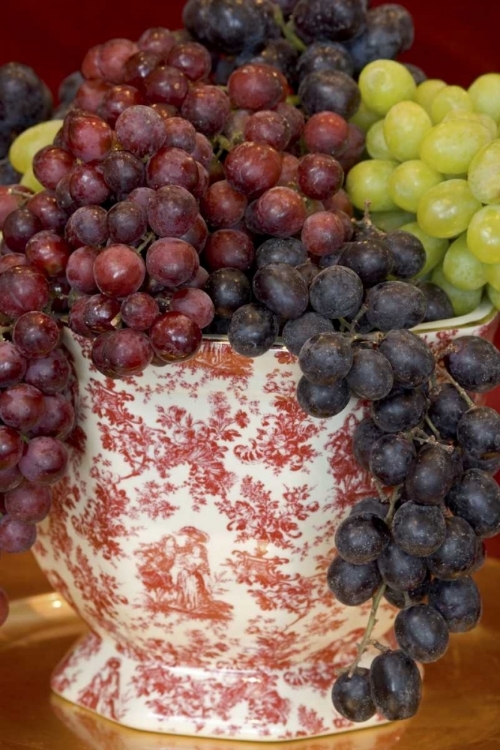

left=328, top=333, right=500, bottom=722
left=347, top=59, right=500, bottom=317
left=0, top=318, right=76, bottom=627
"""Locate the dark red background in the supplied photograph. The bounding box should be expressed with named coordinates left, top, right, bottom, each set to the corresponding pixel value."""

left=1, top=0, right=500, bottom=550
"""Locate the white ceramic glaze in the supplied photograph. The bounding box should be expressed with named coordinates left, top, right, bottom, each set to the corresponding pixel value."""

left=32, top=306, right=498, bottom=740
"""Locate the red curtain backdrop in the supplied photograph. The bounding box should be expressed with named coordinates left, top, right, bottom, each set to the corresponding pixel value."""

left=1, top=0, right=500, bottom=550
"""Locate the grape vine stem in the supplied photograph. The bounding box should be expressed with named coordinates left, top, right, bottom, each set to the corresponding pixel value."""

left=347, top=583, right=387, bottom=678
left=435, top=364, right=476, bottom=409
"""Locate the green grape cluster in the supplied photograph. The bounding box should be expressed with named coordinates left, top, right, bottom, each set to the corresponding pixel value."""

left=347, top=59, right=500, bottom=315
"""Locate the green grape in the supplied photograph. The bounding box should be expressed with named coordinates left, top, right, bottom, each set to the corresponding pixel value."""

left=442, top=233, right=487, bottom=290
left=467, top=205, right=500, bottom=263
left=9, top=119, right=64, bottom=174
left=443, top=109, right=498, bottom=139
left=358, top=60, right=417, bottom=117
left=383, top=101, right=432, bottom=161
left=468, top=73, right=500, bottom=122
left=431, top=265, right=483, bottom=316
left=468, top=139, right=500, bottom=204
left=350, top=99, right=381, bottom=132
left=345, top=159, right=399, bottom=212
left=430, top=85, right=474, bottom=124
left=417, top=179, right=481, bottom=239
left=399, top=221, right=449, bottom=277
left=484, top=263, right=500, bottom=291
left=414, top=79, right=447, bottom=115
left=419, top=119, right=492, bottom=174
left=20, top=165, right=44, bottom=193
left=388, top=159, right=443, bottom=213
left=366, top=120, right=393, bottom=159
left=370, top=209, right=415, bottom=232
left=487, top=284, right=500, bottom=310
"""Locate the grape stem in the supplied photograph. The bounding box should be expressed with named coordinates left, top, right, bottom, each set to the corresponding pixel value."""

left=272, top=5, right=307, bottom=52
left=347, top=583, right=387, bottom=678
left=435, top=364, right=476, bottom=409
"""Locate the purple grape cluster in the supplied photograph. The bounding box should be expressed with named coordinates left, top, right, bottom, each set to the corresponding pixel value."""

left=0, top=325, right=76, bottom=626
left=328, top=334, right=500, bottom=722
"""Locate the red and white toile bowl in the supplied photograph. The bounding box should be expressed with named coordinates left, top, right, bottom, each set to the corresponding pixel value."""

left=32, top=301, right=498, bottom=741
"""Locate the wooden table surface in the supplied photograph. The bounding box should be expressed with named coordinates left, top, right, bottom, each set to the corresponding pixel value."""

left=1, top=551, right=500, bottom=749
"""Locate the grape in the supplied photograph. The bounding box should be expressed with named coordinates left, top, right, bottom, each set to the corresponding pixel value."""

left=0, top=465, right=23, bottom=493
left=378, top=329, right=435, bottom=389
left=405, top=443, right=454, bottom=506
left=427, top=383, right=469, bottom=441
left=456, top=407, right=500, bottom=461
left=369, top=434, right=416, bottom=487
left=204, top=230, right=254, bottom=272
left=183, top=0, right=278, bottom=56
left=4, top=483, right=52, bottom=523
left=0, top=426, right=24, bottom=470
left=430, top=265, right=482, bottom=317
left=467, top=137, right=500, bottom=205
left=66, top=113, right=113, bottom=163
left=292, top=0, right=365, bottom=44
left=0, top=341, right=28, bottom=389
left=244, top=110, right=290, bottom=151
left=366, top=120, right=392, bottom=161
left=331, top=668, right=375, bottom=723
left=0, top=515, right=37, bottom=553
left=12, top=312, right=61, bottom=359
left=200, top=181, right=247, bottom=229
left=225, top=303, right=278, bottom=358
left=146, top=238, right=199, bottom=289
left=167, top=42, right=211, bottom=82
left=254, top=187, right=307, bottom=238
left=97, top=38, right=139, bottom=84
left=446, top=469, right=500, bottom=539
left=32, top=145, right=75, bottom=192
left=352, top=417, right=385, bottom=470
left=0, top=383, right=45, bottom=432
left=335, top=512, right=390, bottom=564
left=347, top=348, right=394, bottom=401
left=114, top=106, right=166, bottom=159
left=256, top=238, right=307, bottom=270
left=359, top=60, right=417, bottom=117
left=298, top=41, right=354, bottom=82
left=282, top=313, right=334, bottom=357
left=298, top=332, right=353, bottom=385
left=181, top=84, right=231, bottom=137
left=339, top=239, right=393, bottom=287
left=430, top=85, right=473, bottom=124
left=427, top=516, right=477, bottom=580
left=445, top=337, right=500, bottom=393
left=392, top=502, right=446, bottom=557
left=327, top=556, right=382, bottom=606
left=83, top=294, right=121, bottom=334
left=97, top=328, right=154, bottom=377
left=107, top=202, right=146, bottom=245
left=149, top=311, right=202, bottom=363
left=0, top=62, right=52, bottom=144
left=298, top=70, right=361, bottom=120
left=384, top=230, right=426, bottom=279
left=377, top=540, right=427, bottom=591
left=346, top=4, right=414, bottom=74
left=365, top=281, right=427, bottom=331
left=205, top=268, right=252, bottom=319
left=419, top=119, right=491, bottom=175
left=394, top=604, right=449, bottom=663
left=24, top=349, right=71, bottom=395
left=384, top=574, right=431, bottom=609
left=18, top=436, right=68, bottom=486
left=297, top=377, right=351, bottom=419
left=467, top=205, right=500, bottom=264
left=369, top=650, right=421, bottom=720
left=144, top=65, right=189, bottom=108
left=302, top=111, right=349, bottom=157
left=372, top=386, right=428, bottom=434
left=349, top=496, right=389, bottom=519
left=428, top=576, right=482, bottom=633
left=309, top=266, right=363, bottom=319
left=468, top=73, right=500, bottom=121
left=417, top=180, right=481, bottom=240
left=224, top=142, right=282, bottom=197
left=30, top=393, right=75, bottom=440
left=93, top=244, right=146, bottom=298
left=301, top=211, right=345, bottom=257
left=138, top=27, right=175, bottom=57
left=3, top=207, right=42, bottom=253
left=346, top=159, right=399, bottom=213
left=69, top=163, right=110, bottom=206
left=297, top=153, right=344, bottom=201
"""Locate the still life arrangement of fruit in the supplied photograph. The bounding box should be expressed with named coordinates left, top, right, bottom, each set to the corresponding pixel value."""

left=1, top=0, right=500, bottom=734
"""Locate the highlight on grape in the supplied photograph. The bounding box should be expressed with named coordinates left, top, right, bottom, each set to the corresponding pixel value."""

left=1, top=0, right=500, bottom=728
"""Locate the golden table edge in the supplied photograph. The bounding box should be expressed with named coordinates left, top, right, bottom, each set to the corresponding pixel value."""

left=1, top=561, right=500, bottom=750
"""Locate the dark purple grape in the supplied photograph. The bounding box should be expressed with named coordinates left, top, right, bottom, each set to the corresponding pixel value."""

left=349, top=496, right=389, bottom=519
left=369, top=433, right=416, bottom=486
left=417, top=281, right=454, bottom=322
left=428, top=383, right=469, bottom=440
left=339, top=239, right=393, bottom=287
left=298, top=69, right=361, bottom=119
left=102, top=150, right=145, bottom=194
left=385, top=230, right=426, bottom=279
left=293, top=0, right=365, bottom=43
left=394, top=604, right=449, bottom=664
left=365, top=281, right=427, bottom=331
left=327, top=555, right=382, bottom=606
left=252, top=263, right=309, bottom=320
left=331, top=668, right=375, bottom=723
left=335, top=512, right=390, bottom=564
left=384, top=574, right=431, bottom=609
left=205, top=268, right=252, bottom=319
left=256, top=238, right=308, bottom=269
left=405, top=443, right=454, bottom=506
left=352, top=417, right=384, bottom=470
left=377, top=541, right=427, bottom=591
left=456, top=407, right=500, bottom=460
left=347, top=348, right=394, bottom=401
left=345, top=4, right=414, bottom=74
left=298, top=332, right=353, bottom=385
left=378, top=329, right=435, bottom=388
left=298, top=41, right=354, bottom=81
left=296, top=376, right=351, bottom=418
left=444, top=336, right=500, bottom=393
left=428, top=576, right=482, bottom=633
left=282, top=312, right=334, bottom=356
left=427, top=516, right=477, bottom=580
left=392, top=502, right=446, bottom=557
left=227, top=303, right=278, bottom=357
left=309, top=265, right=363, bottom=320
left=445, top=469, right=500, bottom=539
left=371, top=386, right=428, bottom=433
left=370, top=649, right=421, bottom=721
